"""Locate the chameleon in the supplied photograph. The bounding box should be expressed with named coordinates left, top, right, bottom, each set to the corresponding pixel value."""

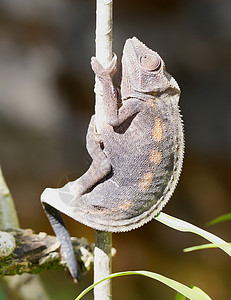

left=41, top=37, right=184, bottom=280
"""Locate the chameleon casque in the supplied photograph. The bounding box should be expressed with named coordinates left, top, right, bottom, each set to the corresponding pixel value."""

left=41, top=37, right=184, bottom=280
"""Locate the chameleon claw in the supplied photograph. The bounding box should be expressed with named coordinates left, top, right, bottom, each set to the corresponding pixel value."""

left=91, top=55, right=117, bottom=78
left=108, top=53, right=117, bottom=76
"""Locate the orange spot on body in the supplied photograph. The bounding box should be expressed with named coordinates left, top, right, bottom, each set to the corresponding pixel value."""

left=118, top=200, right=133, bottom=211
left=152, top=118, right=162, bottom=142
left=150, top=150, right=162, bottom=165
left=147, top=100, right=155, bottom=108
left=139, top=172, right=154, bottom=192
left=146, top=97, right=159, bottom=108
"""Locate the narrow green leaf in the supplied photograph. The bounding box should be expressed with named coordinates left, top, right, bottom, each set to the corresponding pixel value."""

left=206, top=213, right=231, bottom=226
left=192, top=286, right=212, bottom=298
left=155, top=212, right=231, bottom=257
left=184, top=243, right=231, bottom=253
left=175, top=286, right=209, bottom=300
left=75, top=271, right=211, bottom=300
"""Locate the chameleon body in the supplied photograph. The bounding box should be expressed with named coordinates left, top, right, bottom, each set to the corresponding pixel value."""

left=41, top=37, right=184, bottom=279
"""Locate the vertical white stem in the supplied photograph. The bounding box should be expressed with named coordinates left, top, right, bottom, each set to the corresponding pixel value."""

left=94, top=0, right=113, bottom=133
left=94, top=231, right=112, bottom=300
left=94, top=1, right=113, bottom=300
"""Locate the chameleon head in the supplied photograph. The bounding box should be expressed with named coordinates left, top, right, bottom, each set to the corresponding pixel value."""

left=120, top=37, right=180, bottom=100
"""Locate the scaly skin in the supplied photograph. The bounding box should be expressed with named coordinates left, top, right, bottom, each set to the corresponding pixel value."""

left=41, top=37, right=184, bottom=279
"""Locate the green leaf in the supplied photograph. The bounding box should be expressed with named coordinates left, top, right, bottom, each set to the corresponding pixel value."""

left=192, top=286, right=212, bottom=298
left=75, top=271, right=211, bottom=300
left=184, top=243, right=231, bottom=253
left=155, top=212, right=231, bottom=257
left=175, top=286, right=211, bottom=300
left=175, top=292, right=186, bottom=300
left=206, top=213, right=231, bottom=226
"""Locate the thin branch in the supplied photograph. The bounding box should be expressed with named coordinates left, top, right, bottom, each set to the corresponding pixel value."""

left=94, top=1, right=113, bottom=300
left=0, top=167, right=20, bottom=230
left=94, top=0, right=113, bottom=132
left=0, top=167, right=50, bottom=300
left=0, top=228, right=94, bottom=276
left=94, top=231, right=112, bottom=300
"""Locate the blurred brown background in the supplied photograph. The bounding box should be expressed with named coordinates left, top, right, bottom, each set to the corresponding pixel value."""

left=0, top=0, right=230, bottom=299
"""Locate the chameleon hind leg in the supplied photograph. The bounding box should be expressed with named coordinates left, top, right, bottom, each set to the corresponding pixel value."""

left=71, top=115, right=111, bottom=196
left=40, top=116, right=111, bottom=280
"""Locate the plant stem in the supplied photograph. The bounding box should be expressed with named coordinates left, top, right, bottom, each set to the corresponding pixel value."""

left=94, top=231, right=112, bottom=300
left=0, top=228, right=94, bottom=276
left=94, top=0, right=113, bottom=132
left=0, top=167, right=20, bottom=230
left=0, top=166, right=50, bottom=300
left=94, top=1, right=113, bottom=300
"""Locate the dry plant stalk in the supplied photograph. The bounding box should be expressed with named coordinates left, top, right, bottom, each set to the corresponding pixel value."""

left=94, top=1, right=113, bottom=300
left=0, top=167, right=50, bottom=300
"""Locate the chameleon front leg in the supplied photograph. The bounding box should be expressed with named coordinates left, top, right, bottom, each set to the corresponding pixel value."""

left=73, top=115, right=111, bottom=195
left=91, top=56, right=143, bottom=127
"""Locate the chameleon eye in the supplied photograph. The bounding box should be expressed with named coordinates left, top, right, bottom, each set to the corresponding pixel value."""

left=140, top=54, right=161, bottom=71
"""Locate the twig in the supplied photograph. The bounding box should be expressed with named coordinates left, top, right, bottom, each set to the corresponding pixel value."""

left=94, top=1, right=113, bottom=300
left=0, top=228, right=94, bottom=276
left=94, top=0, right=113, bottom=132
left=0, top=167, right=20, bottom=230
left=0, top=167, right=50, bottom=300
left=94, top=231, right=112, bottom=300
